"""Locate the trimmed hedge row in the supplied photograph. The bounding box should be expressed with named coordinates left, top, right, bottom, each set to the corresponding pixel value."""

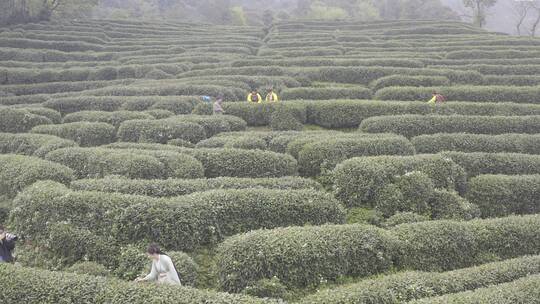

left=442, top=151, right=540, bottom=177
left=15, top=107, right=62, bottom=123
left=105, top=143, right=299, bottom=178
left=217, top=224, right=396, bottom=292
left=296, top=135, right=415, bottom=176
left=412, top=133, right=540, bottom=154
left=0, top=133, right=77, bottom=157
left=11, top=182, right=345, bottom=252
left=299, top=255, right=540, bottom=304
left=223, top=102, right=307, bottom=126
left=408, top=274, right=540, bottom=304
left=43, top=96, right=201, bottom=115
left=63, top=111, right=155, bottom=128
left=375, top=86, right=540, bottom=103
left=0, top=108, right=52, bottom=133
left=70, top=176, right=321, bottom=197
left=217, top=215, right=540, bottom=292
left=117, top=119, right=206, bottom=144
left=359, top=115, right=540, bottom=138
left=332, top=154, right=466, bottom=207
left=0, top=264, right=275, bottom=304
left=280, top=87, right=372, bottom=100
left=31, top=122, right=117, bottom=147
left=301, top=67, right=484, bottom=85
left=44, top=147, right=204, bottom=179
left=370, top=75, right=450, bottom=90
left=467, top=175, right=540, bottom=217
left=0, top=154, right=73, bottom=198
left=223, top=100, right=540, bottom=128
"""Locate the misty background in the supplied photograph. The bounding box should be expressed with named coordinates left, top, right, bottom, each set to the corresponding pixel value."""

left=1, top=0, right=540, bottom=36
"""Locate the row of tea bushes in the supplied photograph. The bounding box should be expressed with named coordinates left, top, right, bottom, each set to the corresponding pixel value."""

left=0, top=133, right=76, bottom=157
left=223, top=100, right=540, bottom=128
left=333, top=153, right=540, bottom=208
left=409, top=274, right=540, bottom=304
left=299, top=255, right=540, bottom=304
left=374, top=85, right=540, bottom=103
left=70, top=176, right=321, bottom=197
left=412, top=133, right=540, bottom=154
left=0, top=263, right=275, bottom=304
left=104, top=143, right=299, bottom=178
left=0, top=108, right=52, bottom=133
left=332, top=154, right=466, bottom=207
left=11, top=181, right=345, bottom=252
left=31, top=122, right=117, bottom=147
left=467, top=175, right=540, bottom=218
left=216, top=215, right=540, bottom=291
left=63, top=111, right=154, bottom=128
left=0, top=154, right=73, bottom=198
left=359, top=115, right=540, bottom=138
left=195, top=131, right=415, bottom=176
left=442, top=151, right=540, bottom=178
left=42, top=96, right=200, bottom=115
left=280, top=87, right=372, bottom=100
left=44, top=147, right=204, bottom=179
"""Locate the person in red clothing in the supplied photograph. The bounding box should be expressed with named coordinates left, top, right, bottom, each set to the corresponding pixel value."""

left=427, top=91, right=446, bottom=104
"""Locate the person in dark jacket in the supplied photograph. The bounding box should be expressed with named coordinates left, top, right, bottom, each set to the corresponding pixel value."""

left=0, top=225, right=17, bottom=263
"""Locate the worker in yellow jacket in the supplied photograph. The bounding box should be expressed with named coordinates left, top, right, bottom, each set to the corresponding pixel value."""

left=247, top=90, right=262, bottom=103
left=265, top=88, right=279, bottom=102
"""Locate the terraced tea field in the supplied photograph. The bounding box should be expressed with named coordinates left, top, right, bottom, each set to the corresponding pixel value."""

left=1, top=19, right=540, bottom=303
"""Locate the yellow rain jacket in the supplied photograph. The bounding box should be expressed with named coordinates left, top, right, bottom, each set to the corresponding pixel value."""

left=247, top=93, right=262, bottom=103
left=265, top=92, right=279, bottom=102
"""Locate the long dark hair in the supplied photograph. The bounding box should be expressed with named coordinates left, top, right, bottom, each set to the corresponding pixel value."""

left=147, top=243, right=180, bottom=281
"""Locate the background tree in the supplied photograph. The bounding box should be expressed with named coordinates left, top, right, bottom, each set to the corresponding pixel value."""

left=463, top=0, right=497, bottom=27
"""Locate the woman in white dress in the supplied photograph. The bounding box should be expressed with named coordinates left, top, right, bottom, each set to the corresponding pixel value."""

left=135, top=243, right=181, bottom=285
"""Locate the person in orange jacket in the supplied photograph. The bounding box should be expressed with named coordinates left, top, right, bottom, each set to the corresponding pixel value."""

left=247, top=90, right=262, bottom=103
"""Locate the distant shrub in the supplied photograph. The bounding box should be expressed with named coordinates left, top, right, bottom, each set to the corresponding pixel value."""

left=63, top=111, right=154, bottom=128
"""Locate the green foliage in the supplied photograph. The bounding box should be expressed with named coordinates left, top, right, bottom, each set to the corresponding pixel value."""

left=63, top=111, right=154, bottom=129
left=299, top=255, right=540, bottom=303
left=384, top=212, right=430, bottom=227
left=0, top=108, right=52, bottom=133
left=270, top=105, right=304, bottom=131
left=393, top=215, right=540, bottom=271
left=0, top=133, right=77, bottom=157
left=412, top=133, right=540, bottom=154
left=117, top=119, right=206, bottom=144
left=332, top=155, right=467, bottom=208
left=375, top=86, right=540, bottom=104
left=0, top=154, right=73, bottom=198
left=467, top=175, right=540, bottom=218
left=243, top=277, right=289, bottom=300
left=281, top=87, right=372, bottom=100
left=11, top=182, right=345, bottom=254
left=360, top=115, right=540, bottom=138
left=31, top=122, right=117, bottom=147
left=217, top=224, right=397, bottom=292
left=409, top=274, right=540, bottom=304
left=66, top=261, right=110, bottom=277
left=45, top=147, right=204, bottom=179
left=71, top=176, right=321, bottom=197
left=0, top=263, right=273, bottom=304
left=375, top=172, right=434, bottom=217
left=442, top=151, right=540, bottom=177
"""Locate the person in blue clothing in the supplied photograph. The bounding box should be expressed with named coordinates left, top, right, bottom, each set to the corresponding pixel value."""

left=0, top=225, right=17, bottom=263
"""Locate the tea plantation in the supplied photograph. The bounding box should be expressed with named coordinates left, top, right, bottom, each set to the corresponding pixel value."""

left=1, top=19, right=540, bottom=303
